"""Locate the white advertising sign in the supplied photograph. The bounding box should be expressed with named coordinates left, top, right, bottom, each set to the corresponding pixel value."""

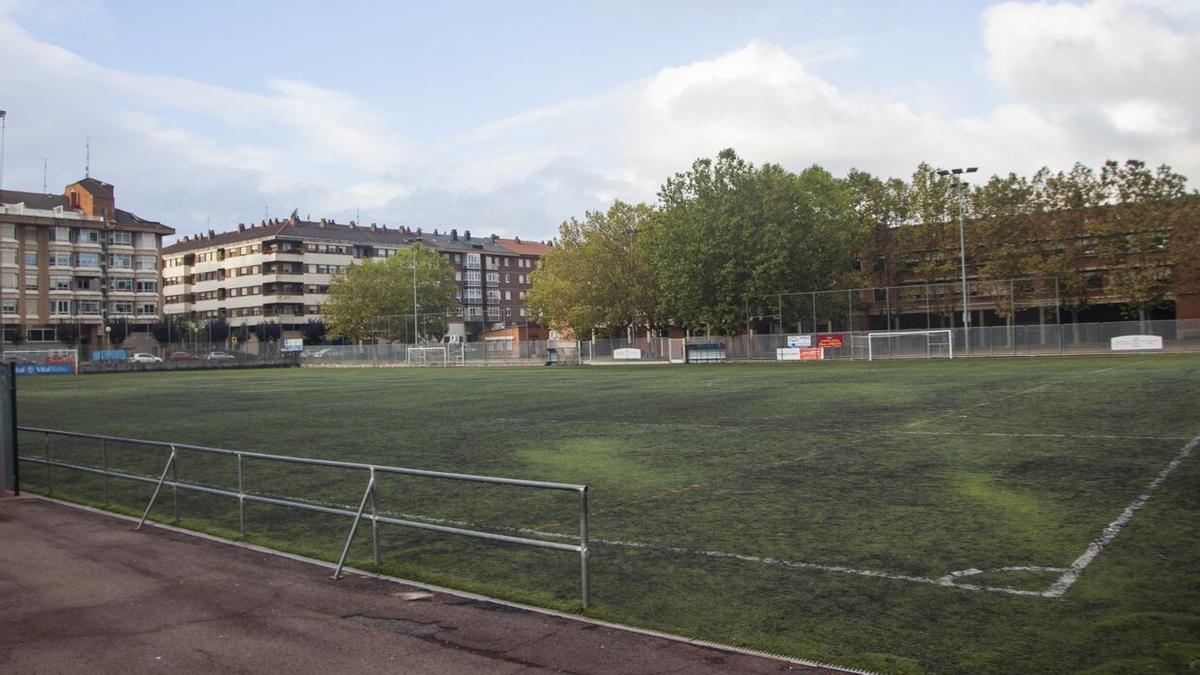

left=1110, top=335, right=1163, bottom=351
left=614, top=348, right=642, bottom=360
left=282, top=338, right=305, bottom=353
left=776, top=347, right=802, bottom=361
left=787, top=335, right=812, bottom=348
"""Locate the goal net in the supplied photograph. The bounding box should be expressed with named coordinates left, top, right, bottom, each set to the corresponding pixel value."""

left=2, top=348, right=79, bottom=374
left=867, top=329, right=953, bottom=361
left=406, top=346, right=448, bottom=367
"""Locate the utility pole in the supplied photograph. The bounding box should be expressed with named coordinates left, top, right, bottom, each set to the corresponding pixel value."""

left=936, top=167, right=977, bottom=353
left=412, top=245, right=419, bottom=344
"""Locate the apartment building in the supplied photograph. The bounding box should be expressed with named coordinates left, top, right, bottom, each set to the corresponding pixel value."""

left=0, top=178, right=174, bottom=345
left=161, top=217, right=550, bottom=338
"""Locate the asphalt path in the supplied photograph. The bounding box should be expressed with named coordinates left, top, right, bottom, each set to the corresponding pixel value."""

left=0, top=497, right=847, bottom=674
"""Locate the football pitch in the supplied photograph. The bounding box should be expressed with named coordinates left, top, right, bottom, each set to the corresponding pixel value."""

left=16, top=354, right=1200, bottom=674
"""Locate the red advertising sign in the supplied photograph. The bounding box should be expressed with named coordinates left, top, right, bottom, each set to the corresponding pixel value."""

left=799, top=348, right=824, bottom=361
left=817, top=334, right=843, bottom=348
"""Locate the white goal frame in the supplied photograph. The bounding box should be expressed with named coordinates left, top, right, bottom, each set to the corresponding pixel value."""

left=406, top=346, right=448, bottom=367
left=867, top=329, right=953, bottom=361
left=3, top=348, right=80, bottom=374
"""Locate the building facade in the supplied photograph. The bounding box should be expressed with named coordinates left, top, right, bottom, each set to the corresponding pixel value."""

left=0, top=178, right=174, bottom=346
left=161, top=217, right=550, bottom=339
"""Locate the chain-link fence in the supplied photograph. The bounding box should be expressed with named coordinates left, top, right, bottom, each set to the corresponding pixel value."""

left=301, top=319, right=1200, bottom=366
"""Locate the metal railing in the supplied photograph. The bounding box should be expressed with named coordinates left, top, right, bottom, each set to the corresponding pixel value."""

left=18, top=426, right=591, bottom=609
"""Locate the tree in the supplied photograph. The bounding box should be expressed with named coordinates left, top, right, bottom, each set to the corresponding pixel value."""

left=526, top=201, right=658, bottom=338
left=1094, top=160, right=1188, bottom=322
left=301, top=319, right=327, bottom=344
left=648, top=149, right=860, bottom=335
left=322, top=243, right=457, bottom=343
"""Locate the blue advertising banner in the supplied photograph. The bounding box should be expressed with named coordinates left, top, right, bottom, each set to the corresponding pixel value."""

left=15, top=364, right=73, bottom=375
left=92, top=350, right=127, bottom=361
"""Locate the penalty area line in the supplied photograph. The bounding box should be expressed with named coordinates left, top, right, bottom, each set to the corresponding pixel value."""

left=1044, top=430, right=1200, bottom=598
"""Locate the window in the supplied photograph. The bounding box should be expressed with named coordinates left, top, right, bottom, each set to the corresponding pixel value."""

left=1, top=272, right=16, bottom=290
left=504, top=257, right=511, bottom=267
left=75, top=252, right=100, bottom=267
left=78, top=229, right=99, bottom=243
left=78, top=300, right=101, bottom=315
left=486, top=289, right=500, bottom=301
left=27, top=328, right=57, bottom=342
left=464, top=287, right=482, bottom=300
left=51, top=276, right=71, bottom=291
left=135, top=256, right=157, bottom=271
left=519, top=308, right=526, bottom=317
left=465, top=253, right=480, bottom=269
left=504, top=291, right=512, bottom=300
left=49, top=252, right=71, bottom=267
left=0, top=249, right=14, bottom=265
left=108, top=254, right=133, bottom=269
left=505, top=307, right=512, bottom=317
left=49, top=226, right=71, bottom=242
left=503, top=274, right=510, bottom=283
left=0, top=224, right=14, bottom=239
left=138, top=232, right=156, bottom=248
left=110, top=301, right=133, bottom=315
left=111, top=277, right=134, bottom=292
left=24, top=276, right=37, bottom=291
left=1, top=299, right=16, bottom=314
left=51, top=300, right=71, bottom=315
left=135, top=279, right=158, bottom=293
left=465, top=270, right=481, bottom=284
left=486, top=272, right=499, bottom=285
left=137, top=303, right=157, bottom=316
left=23, top=252, right=37, bottom=266
left=107, top=231, right=133, bottom=245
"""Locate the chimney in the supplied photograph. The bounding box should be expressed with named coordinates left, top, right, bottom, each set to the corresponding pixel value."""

left=208, top=229, right=216, bottom=238
left=515, top=236, right=520, bottom=243
left=451, top=228, right=458, bottom=241
left=238, top=224, right=246, bottom=231
left=491, top=234, right=498, bottom=242
left=319, top=219, right=327, bottom=228
left=464, top=230, right=471, bottom=240
left=416, top=227, right=422, bottom=235
left=371, top=224, right=378, bottom=232
left=434, top=228, right=439, bottom=236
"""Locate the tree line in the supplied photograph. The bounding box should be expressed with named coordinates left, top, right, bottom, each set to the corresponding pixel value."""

left=527, top=149, right=1199, bottom=337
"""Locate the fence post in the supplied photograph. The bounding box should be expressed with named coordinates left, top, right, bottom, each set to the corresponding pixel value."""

left=579, top=485, right=590, bottom=611
left=136, top=447, right=177, bottom=530
left=333, top=471, right=376, bottom=579
left=0, top=362, right=16, bottom=495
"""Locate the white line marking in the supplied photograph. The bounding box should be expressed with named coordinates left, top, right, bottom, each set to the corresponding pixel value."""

left=894, top=430, right=1189, bottom=441
left=1044, top=431, right=1200, bottom=598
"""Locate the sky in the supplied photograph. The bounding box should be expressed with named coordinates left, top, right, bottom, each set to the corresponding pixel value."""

left=0, top=0, right=1196, bottom=242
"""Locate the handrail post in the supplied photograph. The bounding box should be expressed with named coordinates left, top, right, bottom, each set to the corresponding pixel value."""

left=369, top=468, right=381, bottom=567
left=172, top=450, right=180, bottom=524
left=101, top=438, right=109, bottom=505
left=580, top=485, right=590, bottom=611
left=136, top=446, right=177, bottom=530
left=332, top=471, right=376, bottom=579
left=43, top=432, right=52, bottom=494
left=237, top=453, right=245, bottom=537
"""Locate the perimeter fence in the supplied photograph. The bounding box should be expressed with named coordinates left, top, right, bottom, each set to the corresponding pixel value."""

left=300, top=318, right=1200, bottom=366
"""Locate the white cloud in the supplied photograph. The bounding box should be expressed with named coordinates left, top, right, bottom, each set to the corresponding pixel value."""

left=1, top=1, right=1197, bottom=244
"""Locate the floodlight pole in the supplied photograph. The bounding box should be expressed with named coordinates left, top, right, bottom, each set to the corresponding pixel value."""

left=412, top=245, right=419, bottom=343
left=0, top=110, right=6, bottom=358
left=937, top=167, right=977, bottom=353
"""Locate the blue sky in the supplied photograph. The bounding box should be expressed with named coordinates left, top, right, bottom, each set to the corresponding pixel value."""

left=1, top=1, right=1196, bottom=240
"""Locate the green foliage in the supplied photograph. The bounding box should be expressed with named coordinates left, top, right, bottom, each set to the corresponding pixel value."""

left=648, top=149, right=861, bottom=334
left=322, top=243, right=457, bottom=343
left=526, top=201, right=658, bottom=338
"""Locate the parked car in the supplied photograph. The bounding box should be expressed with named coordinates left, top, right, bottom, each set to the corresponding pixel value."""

left=128, top=353, right=163, bottom=363
left=206, top=351, right=237, bottom=361
left=167, top=351, right=201, bottom=362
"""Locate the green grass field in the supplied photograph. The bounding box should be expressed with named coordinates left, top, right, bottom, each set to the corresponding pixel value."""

left=15, top=355, right=1200, bottom=674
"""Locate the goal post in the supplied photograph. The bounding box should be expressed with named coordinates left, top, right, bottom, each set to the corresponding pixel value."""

left=2, top=348, right=80, bottom=374
left=406, top=346, right=448, bottom=367
left=867, top=329, right=953, bottom=361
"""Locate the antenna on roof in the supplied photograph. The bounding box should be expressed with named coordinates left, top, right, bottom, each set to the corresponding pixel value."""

left=43, top=158, right=47, bottom=193
left=84, top=137, right=90, bottom=178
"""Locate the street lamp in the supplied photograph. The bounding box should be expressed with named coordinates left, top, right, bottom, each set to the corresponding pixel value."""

left=1, top=110, right=7, bottom=359
left=936, top=167, right=977, bottom=350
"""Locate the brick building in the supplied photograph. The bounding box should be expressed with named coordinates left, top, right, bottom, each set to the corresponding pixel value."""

left=0, top=178, right=173, bottom=346
left=160, top=217, right=550, bottom=339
